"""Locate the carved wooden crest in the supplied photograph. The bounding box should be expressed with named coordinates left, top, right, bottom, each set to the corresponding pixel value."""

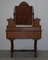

left=19, top=2, right=29, bottom=6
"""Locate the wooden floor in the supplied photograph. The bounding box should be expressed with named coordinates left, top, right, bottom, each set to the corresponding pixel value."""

left=0, top=50, right=48, bottom=60
left=0, top=50, right=48, bottom=59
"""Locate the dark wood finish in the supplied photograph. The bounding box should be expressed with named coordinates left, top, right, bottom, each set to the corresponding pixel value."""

left=34, top=40, right=37, bottom=57
left=6, top=2, right=42, bottom=57
left=11, top=40, right=14, bottom=57
left=14, top=2, right=34, bottom=25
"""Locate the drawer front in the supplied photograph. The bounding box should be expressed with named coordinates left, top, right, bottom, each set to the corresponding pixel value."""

left=6, top=31, right=41, bottom=39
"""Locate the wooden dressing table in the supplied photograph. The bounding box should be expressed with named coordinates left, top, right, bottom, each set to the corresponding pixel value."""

left=6, top=2, right=42, bottom=57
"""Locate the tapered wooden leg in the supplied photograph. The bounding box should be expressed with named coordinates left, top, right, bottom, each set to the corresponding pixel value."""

left=11, top=40, right=14, bottom=57
left=34, top=40, right=37, bottom=57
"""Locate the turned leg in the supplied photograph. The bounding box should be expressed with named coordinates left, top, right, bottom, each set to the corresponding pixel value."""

left=34, top=40, right=37, bottom=57
left=11, top=40, right=14, bottom=57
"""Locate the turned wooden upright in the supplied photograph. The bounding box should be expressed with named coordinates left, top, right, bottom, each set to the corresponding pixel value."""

left=6, top=2, right=42, bottom=57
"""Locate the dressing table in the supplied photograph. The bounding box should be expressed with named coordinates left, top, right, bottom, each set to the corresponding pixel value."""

left=6, top=2, right=42, bottom=57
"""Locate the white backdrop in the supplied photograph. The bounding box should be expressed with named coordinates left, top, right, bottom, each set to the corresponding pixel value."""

left=0, top=0, right=48, bottom=50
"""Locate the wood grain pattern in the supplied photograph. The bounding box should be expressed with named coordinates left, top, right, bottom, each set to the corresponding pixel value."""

left=6, top=31, right=41, bottom=40
left=6, top=2, right=42, bottom=57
